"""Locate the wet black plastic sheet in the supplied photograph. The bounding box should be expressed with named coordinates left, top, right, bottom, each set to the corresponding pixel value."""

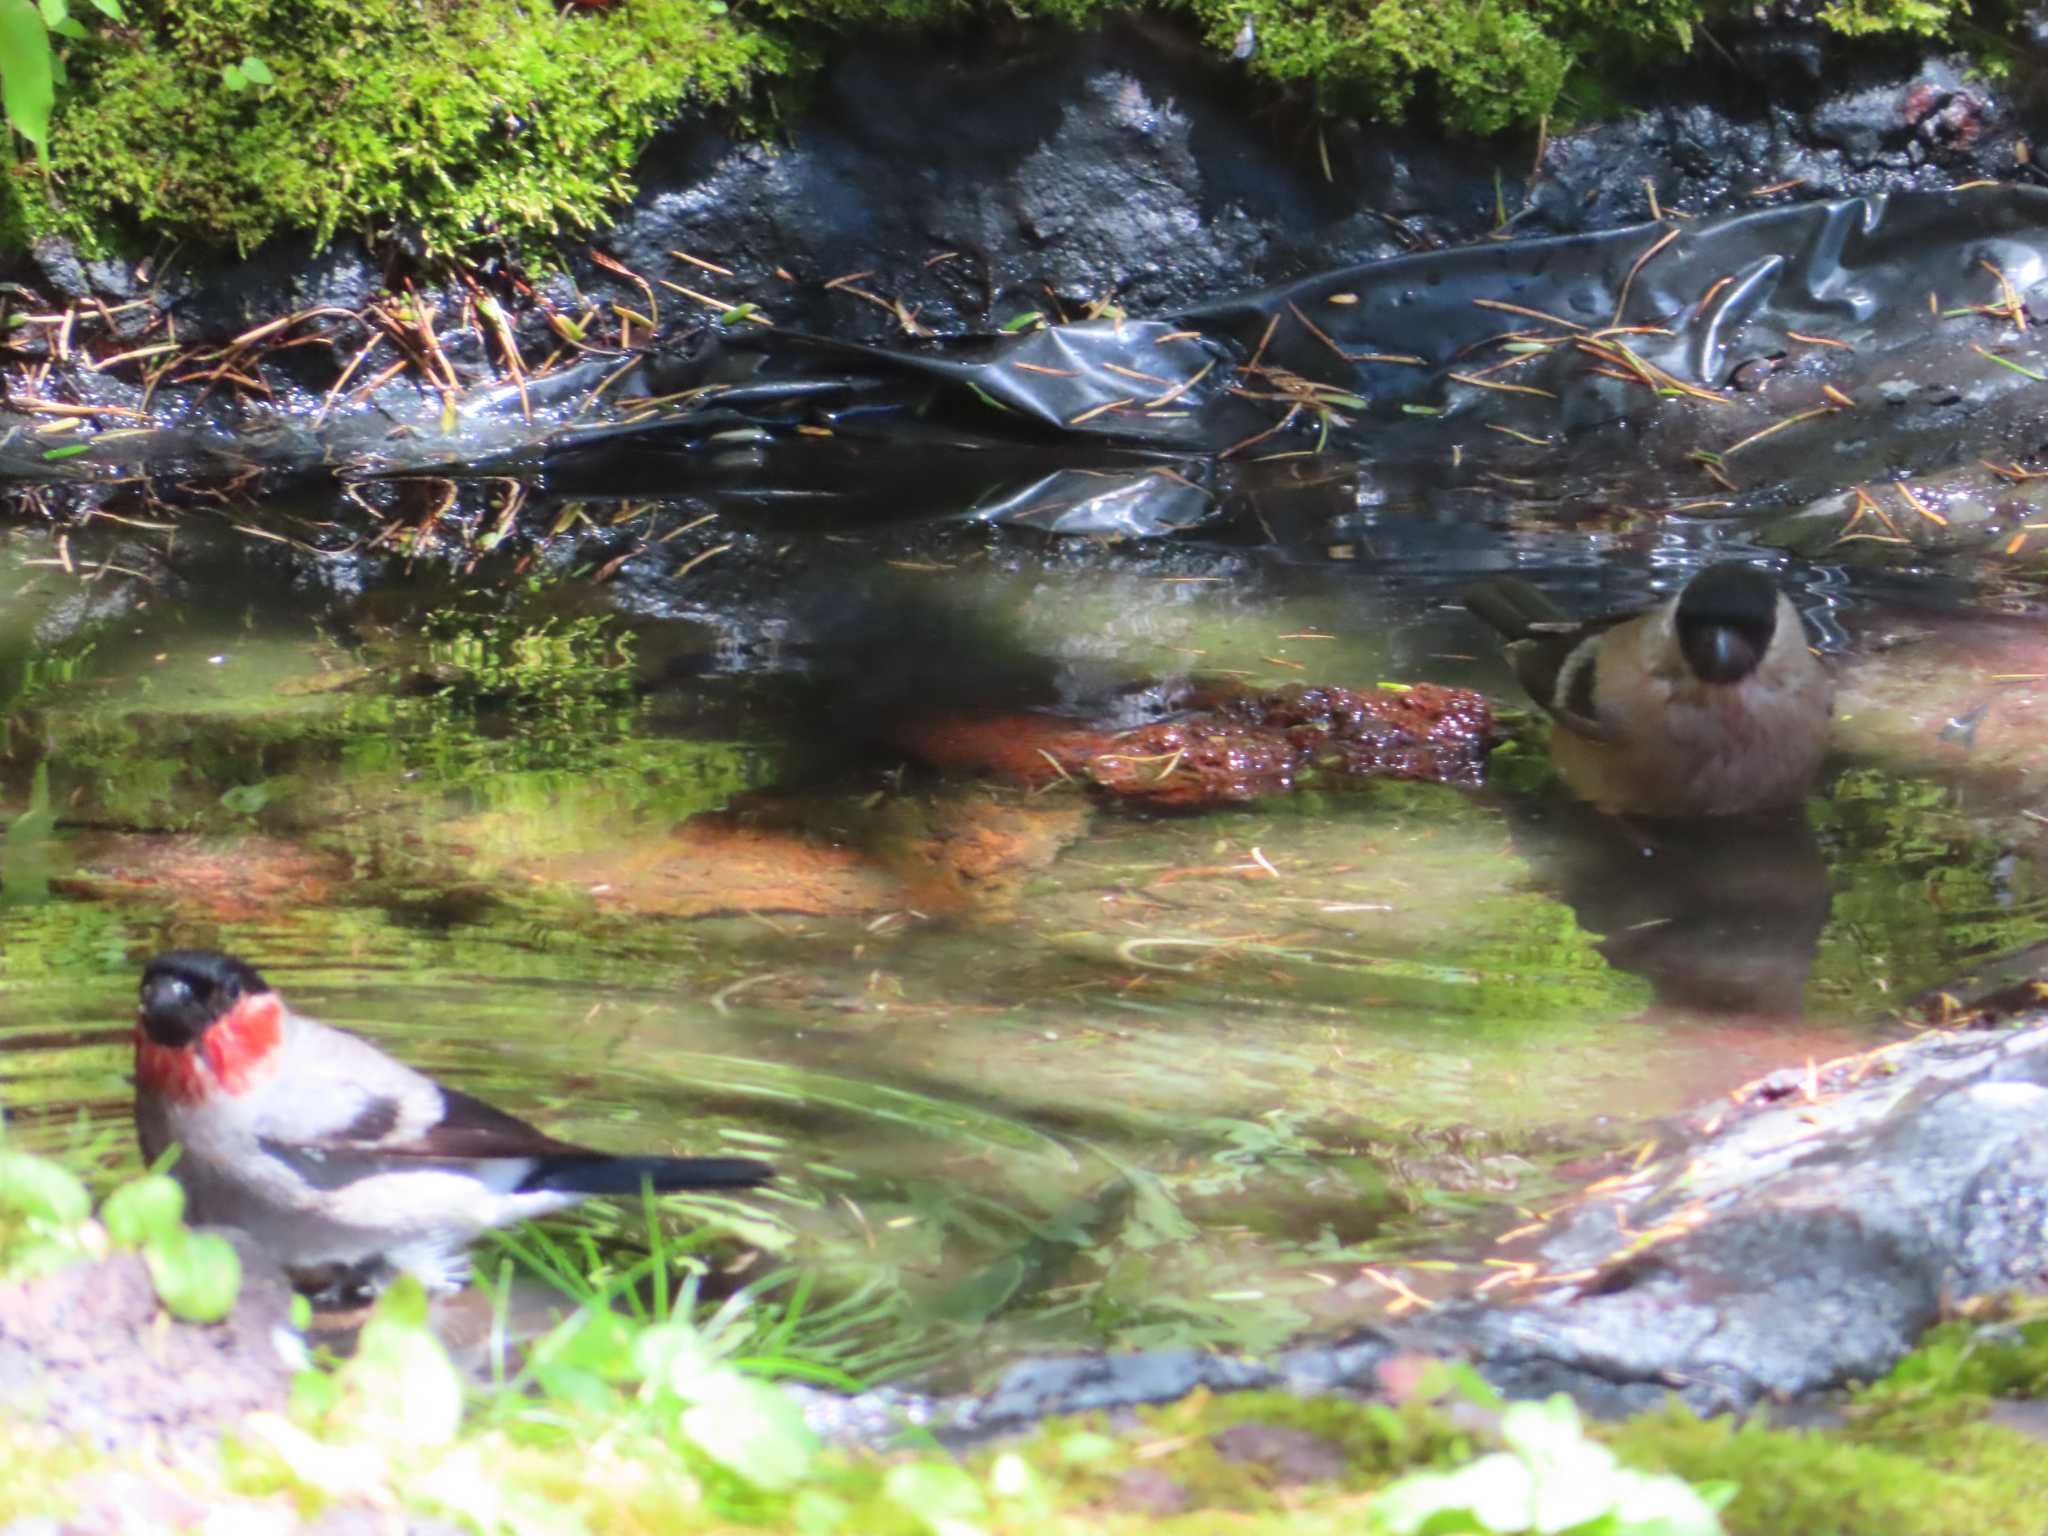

left=16, top=188, right=2048, bottom=547
left=543, top=185, right=2048, bottom=538
left=788, top=185, right=2048, bottom=481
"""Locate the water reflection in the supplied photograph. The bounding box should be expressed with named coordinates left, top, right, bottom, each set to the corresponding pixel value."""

left=1513, top=803, right=1832, bottom=1017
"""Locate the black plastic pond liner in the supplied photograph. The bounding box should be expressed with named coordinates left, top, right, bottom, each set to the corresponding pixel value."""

left=17, top=188, right=2048, bottom=548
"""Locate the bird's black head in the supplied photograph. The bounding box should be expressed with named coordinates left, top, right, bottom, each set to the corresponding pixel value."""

left=138, top=950, right=272, bottom=1049
left=1674, top=563, right=1782, bottom=685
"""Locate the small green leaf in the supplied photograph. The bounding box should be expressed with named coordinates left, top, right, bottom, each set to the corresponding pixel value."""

left=100, top=1174, right=185, bottom=1249
left=218, top=782, right=271, bottom=815
left=46, top=16, right=78, bottom=37
left=143, top=1228, right=241, bottom=1323
left=39, top=443, right=87, bottom=461
left=239, top=54, right=273, bottom=85
left=1058, top=1431, right=1117, bottom=1464
left=1438, top=1360, right=1505, bottom=1410
left=0, top=1149, right=89, bottom=1224
left=717, top=302, right=758, bottom=324
left=0, top=0, right=56, bottom=151
left=371, top=1270, right=431, bottom=1330
left=1000, top=311, right=1042, bottom=333
left=1696, top=1480, right=1738, bottom=1512
left=222, top=63, right=246, bottom=90
left=5, top=1235, right=84, bottom=1277
left=289, top=1365, right=341, bottom=1421
left=633, top=1316, right=714, bottom=1392
left=534, top=1305, right=640, bottom=1381
left=83, top=0, right=117, bottom=16
left=35, top=0, right=61, bottom=27
left=679, top=1373, right=818, bottom=1490
left=532, top=1362, right=617, bottom=1416
left=989, top=1451, right=1046, bottom=1510
left=333, top=1276, right=463, bottom=1445
left=883, top=1463, right=986, bottom=1532
left=791, top=1489, right=849, bottom=1536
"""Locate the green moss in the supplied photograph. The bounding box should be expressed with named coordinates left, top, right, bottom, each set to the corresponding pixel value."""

left=1207, top=0, right=1676, bottom=135
left=1127, top=1388, right=1473, bottom=1498
left=15, top=1241, right=2048, bottom=1536
left=1597, top=1312, right=2048, bottom=1536
left=0, top=0, right=1999, bottom=259
left=1816, top=0, right=1966, bottom=37
left=1807, top=766, right=2048, bottom=1010
left=0, top=1424, right=88, bottom=1524
left=1850, top=1304, right=2048, bottom=1437
left=1604, top=1404, right=2048, bottom=1536
left=24, top=0, right=780, bottom=254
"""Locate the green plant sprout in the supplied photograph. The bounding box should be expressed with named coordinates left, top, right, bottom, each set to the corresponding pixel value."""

left=0, top=0, right=124, bottom=162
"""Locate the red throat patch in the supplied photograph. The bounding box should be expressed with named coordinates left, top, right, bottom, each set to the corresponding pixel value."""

left=135, top=992, right=284, bottom=1104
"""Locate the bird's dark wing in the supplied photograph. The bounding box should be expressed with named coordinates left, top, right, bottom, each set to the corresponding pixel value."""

left=1466, top=577, right=1638, bottom=739
left=296, top=1084, right=597, bottom=1161
left=1507, top=634, right=1618, bottom=741
left=1462, top=576, right=1568, bottom=643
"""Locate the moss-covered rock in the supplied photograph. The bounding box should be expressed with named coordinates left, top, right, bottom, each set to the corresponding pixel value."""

left=3, top=0, right=1990, bottom=259
left=23, top=0, right=778, bottom=254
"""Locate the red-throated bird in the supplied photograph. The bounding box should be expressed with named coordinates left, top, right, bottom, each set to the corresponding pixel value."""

left=133, top=949, right=773, bottom=1295
left=1463, top=562, right=1833, bottom=818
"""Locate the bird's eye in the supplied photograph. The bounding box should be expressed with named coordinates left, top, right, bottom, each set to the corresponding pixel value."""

left=145, top=975, right=194, bottom=1007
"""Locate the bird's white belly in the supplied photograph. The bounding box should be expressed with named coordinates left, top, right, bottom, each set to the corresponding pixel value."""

left=152, top=1098, right=575, bottom=1287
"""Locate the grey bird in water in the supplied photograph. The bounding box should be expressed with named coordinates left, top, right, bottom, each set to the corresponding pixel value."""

left=1463, top=561, right=1833, bottom=818
left=134, top=949, right=773, bottom=1295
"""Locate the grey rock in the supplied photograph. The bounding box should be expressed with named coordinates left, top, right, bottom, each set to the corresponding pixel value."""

left=0, top=1229, right=297, bottom=1451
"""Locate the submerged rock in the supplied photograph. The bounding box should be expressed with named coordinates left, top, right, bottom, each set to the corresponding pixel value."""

left=902, top=681, right=1493, bottom=806
left=795, top=983, right=2048, bottom=1440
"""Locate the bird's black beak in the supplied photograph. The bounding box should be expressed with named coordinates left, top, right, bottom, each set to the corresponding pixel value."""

left=139, top=973, right=209, bottom=1048
left=1683, top=622, right=1764, bottom=685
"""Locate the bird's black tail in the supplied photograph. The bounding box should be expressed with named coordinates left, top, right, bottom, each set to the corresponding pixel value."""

left=521, top=1154, right=774, bottom=1197
left=1462, top=577, right=1569, bottom=642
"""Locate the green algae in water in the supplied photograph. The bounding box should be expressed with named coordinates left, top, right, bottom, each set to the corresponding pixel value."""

left=1809, top=766, right=2048, bottom=1011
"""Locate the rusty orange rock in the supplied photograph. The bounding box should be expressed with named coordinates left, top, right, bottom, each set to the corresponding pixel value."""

left=900, top=681, right=1492, bottom=807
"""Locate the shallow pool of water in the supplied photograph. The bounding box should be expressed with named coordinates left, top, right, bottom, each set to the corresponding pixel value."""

left=0, top=473, right=2040, bottom=1389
